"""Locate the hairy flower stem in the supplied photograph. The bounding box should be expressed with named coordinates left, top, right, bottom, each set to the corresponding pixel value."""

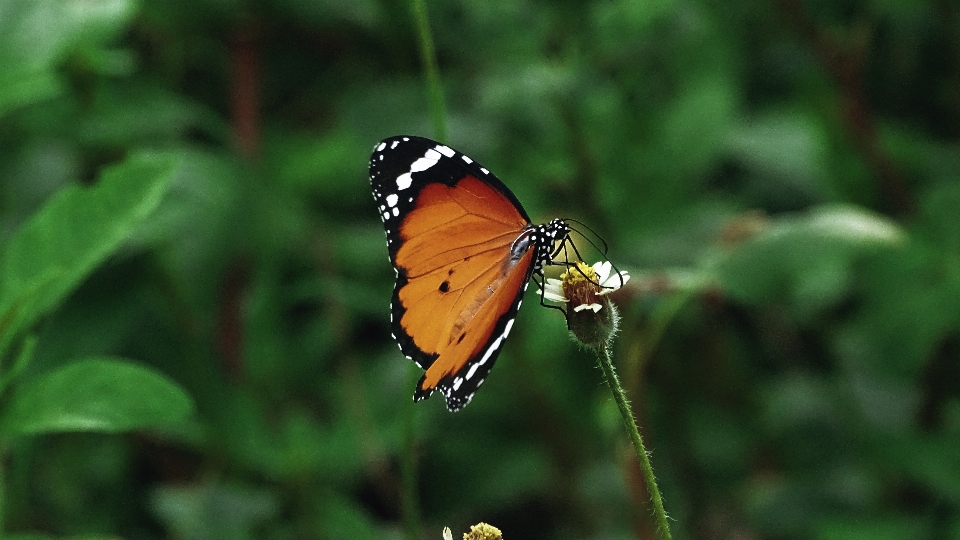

left=596, top=344, right=672, bottom=540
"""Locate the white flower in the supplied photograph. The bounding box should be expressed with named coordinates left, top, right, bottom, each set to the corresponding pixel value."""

left=593, top=261, right=630, bottom=294
left=540, top=261, right=629, bottom=348
left=540, top=261, right=630, bottom=311
left=540, top=277, right=568, bottom=303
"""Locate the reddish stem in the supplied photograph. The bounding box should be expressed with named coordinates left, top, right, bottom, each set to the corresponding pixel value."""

left=231, top=25, right=260, bottom=159
left=777, top=0, right=914, bottom=216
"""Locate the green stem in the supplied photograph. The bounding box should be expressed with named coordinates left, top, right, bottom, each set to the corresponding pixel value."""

left=410, top=0, right=447, bottom=142
left=596, top=344, right=672, bottom=540
left=402, top=3, right=444, bottom=534
left=0, top=445, right=6, bottom=534
left=400, top=367, right=422, bottom=540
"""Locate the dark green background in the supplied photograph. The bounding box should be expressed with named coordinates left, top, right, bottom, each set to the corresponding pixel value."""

left=1, top=0, right=959, bottom=538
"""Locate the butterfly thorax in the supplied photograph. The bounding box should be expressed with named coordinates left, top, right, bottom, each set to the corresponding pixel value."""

left=520, top=218, right=569, bottom=273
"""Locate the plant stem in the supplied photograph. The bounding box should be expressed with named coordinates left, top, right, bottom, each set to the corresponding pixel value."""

left=400, top=367, right=422, bottom=540
left=410, top=0, right=447, bottom=142
left=0, top=446, right=6, bottom=534
left=403, top=4, right=444, bottom=530
left=596, top=344, right=672, bottom=540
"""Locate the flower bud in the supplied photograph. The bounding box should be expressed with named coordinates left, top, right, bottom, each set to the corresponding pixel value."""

left=561, top=262, right=621, bottom=348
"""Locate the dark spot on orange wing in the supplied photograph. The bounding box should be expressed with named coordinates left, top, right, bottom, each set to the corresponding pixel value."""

left=418, top=247, right=537, bottom=395
left=439, top=280, right=450, bottom=292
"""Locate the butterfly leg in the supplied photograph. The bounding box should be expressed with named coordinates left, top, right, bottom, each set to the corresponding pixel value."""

left=558, top=235, right=626, bottom=290
left=533, top=270, right=571, bottom=325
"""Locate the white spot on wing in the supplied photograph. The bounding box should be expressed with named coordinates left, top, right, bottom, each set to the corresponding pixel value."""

left=386, top=193, right=399, bottom=207
left=396, top=172, right=412, bottom=190
left=410, top=152, right=440, bottom=172
left=478, top=335, right=504, bottom=367
left=377, top=142, right=386, bottom=152
left=392, top=207, right=399, bottom=217
left=436, top=145, right=455, bottom=157
left=504, top=319, right=515, bottom=337
left=465, top=362, right=480, bottom=380
left=480, top=167, right=489, bottom=175
left=461, top=155, right=473, bottom=164
left=453, top=377, right=463, bottom=391
left=391, top=140, right=399, bottom=149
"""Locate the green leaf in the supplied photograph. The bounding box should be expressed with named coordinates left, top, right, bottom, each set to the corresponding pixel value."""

left=714, top=205, right=905, bottom=312
left=659, top=79, right=736, bottom=178
left=0, top=358, right=194, bottom=437
left=816, top=516, right=927, bottom=540
left=151, top=482, right=278, bottom=540
left=0, top=152, right=178, bottom=361
left=868, top=430, right=960, bottom=505
left=919, top=181, right=960, bottom=251
left=267, top=132, right=369, bottom=199
left=725, top=112, right=829, bottom=189
left=0, top=69, right=64, bottom=117
left=836, top=242, right=960, bottom=381
left=0, top=0, right=136, bottom=116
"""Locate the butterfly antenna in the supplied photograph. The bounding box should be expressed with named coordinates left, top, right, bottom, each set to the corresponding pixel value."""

left=548, top=231, right=578, bottom=270
left=564, top=218, right=610, bottom=256
left=562, top=218, right=626, bottom=290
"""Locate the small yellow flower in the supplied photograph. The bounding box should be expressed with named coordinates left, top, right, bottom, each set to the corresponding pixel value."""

left=465, top=523, right=503, bottom=540
left=443, top=523, right=503, bottom=540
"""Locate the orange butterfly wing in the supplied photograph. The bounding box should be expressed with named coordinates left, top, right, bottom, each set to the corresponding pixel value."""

left=394, top=177, right=537, bottom=407
left=370, top=136, right=565, bottom=411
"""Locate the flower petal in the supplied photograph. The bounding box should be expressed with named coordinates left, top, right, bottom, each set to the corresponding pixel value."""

left=592, top=261, right=611, bottom=282
left=573, top=303, right=603, bottom=313
left=596, top=266, right=629, bottom=294
left=540, top=278, right=568, bottom=303
left=543, top=290, right=569, bottom=303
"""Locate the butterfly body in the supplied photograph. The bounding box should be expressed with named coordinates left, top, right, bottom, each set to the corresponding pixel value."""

left=370, top=136, right=568, bottom=411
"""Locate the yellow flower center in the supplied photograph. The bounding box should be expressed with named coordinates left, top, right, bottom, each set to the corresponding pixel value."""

left=560, top=261, right=597, bottom=286
left=464, top=523, right=503, bottom=540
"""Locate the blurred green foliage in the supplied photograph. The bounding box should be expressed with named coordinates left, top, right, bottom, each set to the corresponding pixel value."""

left=0, top=0, right=959, bottom=539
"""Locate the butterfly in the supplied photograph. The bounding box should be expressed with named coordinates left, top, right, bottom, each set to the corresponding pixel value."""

left=370, top=135, right=570, bottom=411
